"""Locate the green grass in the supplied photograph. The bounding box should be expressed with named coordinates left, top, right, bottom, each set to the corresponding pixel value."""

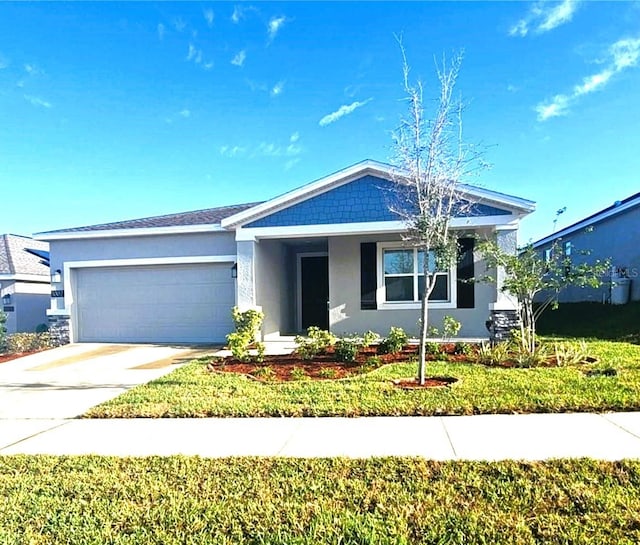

left=86, top=340, right=640, bottom=418
left=537, top=302, right=640, bottom=342
left=1, top=456, right=639, bottom=544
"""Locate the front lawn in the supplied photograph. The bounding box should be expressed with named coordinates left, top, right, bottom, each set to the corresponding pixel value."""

left=86, top=340, right=640, bottom=418
left=1, top=456, right=639, bottom=545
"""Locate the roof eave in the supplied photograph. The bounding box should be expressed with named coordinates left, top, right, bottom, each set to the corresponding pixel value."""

left=36, top=223, right=227, bottom=241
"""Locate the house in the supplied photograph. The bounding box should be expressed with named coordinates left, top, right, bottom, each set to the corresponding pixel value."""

left=36, top=161, right=535, bottom=345
left=532, top=192, right=640, bottom=304
left=0, top=234, right=51, bottom=334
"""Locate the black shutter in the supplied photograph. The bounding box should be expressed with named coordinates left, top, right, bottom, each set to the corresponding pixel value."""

left=360, top=242, right=377, bottom=310
left=457, top=238, right=475, bottom=309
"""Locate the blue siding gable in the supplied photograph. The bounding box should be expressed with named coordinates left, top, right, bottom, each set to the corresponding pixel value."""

left=246, top=175, right=511, bottom=228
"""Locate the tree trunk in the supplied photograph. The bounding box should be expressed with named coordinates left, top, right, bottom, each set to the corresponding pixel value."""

left=418, top=287, right=428, bottom=385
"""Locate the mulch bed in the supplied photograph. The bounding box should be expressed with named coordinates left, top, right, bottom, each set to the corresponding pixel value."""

left=207, top=345, right=462, bottom=386
left=0, top=350, right=41, bottom=364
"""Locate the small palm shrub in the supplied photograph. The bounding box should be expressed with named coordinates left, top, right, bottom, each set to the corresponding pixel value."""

left=378, top=326, right=408, bottom=355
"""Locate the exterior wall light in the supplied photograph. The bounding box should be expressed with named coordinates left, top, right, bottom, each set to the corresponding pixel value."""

left=51, top=269, right=62, bottom=283
left=2, top=294, right=11, bottom=306
left=231, top=263, right=238, bottom=279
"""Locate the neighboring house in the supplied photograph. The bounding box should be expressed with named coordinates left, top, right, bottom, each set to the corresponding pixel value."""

left=37, top=161, right=535, bottom=345
left=532, top=192, right=640, bottom=304
left=0, top=234, right=51, bottom=334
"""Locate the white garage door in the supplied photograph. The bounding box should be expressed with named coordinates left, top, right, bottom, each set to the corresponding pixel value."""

left=75, top=263, right=235, bottom=343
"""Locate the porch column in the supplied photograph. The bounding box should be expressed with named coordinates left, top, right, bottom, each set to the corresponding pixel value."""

left=488, top=227, right=519, bottom=342
left=236, top=239, right=257, bottom=310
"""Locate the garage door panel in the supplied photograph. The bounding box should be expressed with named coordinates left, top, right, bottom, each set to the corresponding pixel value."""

left=76, top=263, right=235, bottom=343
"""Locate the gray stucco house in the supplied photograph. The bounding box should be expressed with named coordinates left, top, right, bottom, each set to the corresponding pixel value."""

left=0, top=234, right=51, bottom=334
left=532, top=192, right=639, bottom=304
left=37, top=161, right=535, bottom=344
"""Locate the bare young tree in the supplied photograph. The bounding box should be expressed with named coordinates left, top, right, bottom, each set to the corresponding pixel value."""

left=390, top=42, right=483, bottom=385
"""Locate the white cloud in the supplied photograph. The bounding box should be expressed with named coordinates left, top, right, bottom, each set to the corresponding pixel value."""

left=186, top=44, right=202, bottom=63
left=157, top=23, right=165, bottom=40
left=267, top=16, right=287, bottom=41
left=219, top=145, right=246, bottom=157
left=231, top=50, right=246, bottom=67
left=203, top=61, right=214, bottom=70
left=203, top=8, right=214, bottom=27
left=611, top=37, right=640, bottom=70
left=536, top=35, right=640, bottom=121
left=270, top=80, right=284, bottom=97
left=535, top=94, right=570, bottom=121
left=573, top=70, right=613, bottom=96
left=507, top=84, right=519, bottom=93
left=319, top=98, right=373, bottom=126
left=179, top=109, right=191, bottom=118
left=24, top=63, right=43, bottom=76
left=174, top=17, right=186, bottom=32
left=24, top=94, right=51, bottom=108
left=284, top=158, right=300, bottom=171
left=221, top=136, right=303, bottom=162
left=510, top=0, right=580, bottom=37
left=231, top=5, right=244, bottom=23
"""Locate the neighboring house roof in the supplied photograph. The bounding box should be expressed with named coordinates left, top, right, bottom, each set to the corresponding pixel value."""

left=0, top=234, right=50, bottom=278
left=533, top=191, right=640, bottom=248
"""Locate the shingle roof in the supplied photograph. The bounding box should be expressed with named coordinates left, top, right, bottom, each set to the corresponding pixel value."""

left=0, top=235, right=50, bottom=277
left=42, top=202, right=263, bottom=234
left=533, top=191, right=640, bottom=248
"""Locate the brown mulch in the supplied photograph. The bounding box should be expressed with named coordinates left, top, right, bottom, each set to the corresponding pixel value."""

left=206, top=344, right=462, bottom=385
left=392, top=376, right=459, bottom=389
left=0, top=350, right=41, bottom=364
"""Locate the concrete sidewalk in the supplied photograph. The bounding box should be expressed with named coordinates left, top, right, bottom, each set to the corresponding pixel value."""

left=2, top=412, right=640, bottom=460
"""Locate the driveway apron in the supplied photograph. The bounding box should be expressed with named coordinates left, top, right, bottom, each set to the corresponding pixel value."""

left=0, top=343, right=213, bottom=419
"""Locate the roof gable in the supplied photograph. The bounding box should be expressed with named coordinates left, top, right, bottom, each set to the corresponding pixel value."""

left=223, top=160, right=535, bottom=229
left=245, top=175, right=512, bottom=229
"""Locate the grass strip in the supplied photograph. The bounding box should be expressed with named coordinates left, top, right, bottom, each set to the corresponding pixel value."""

left=1, top=456, right=639, bottom=545
left=86, top=340, right=640, bottom=418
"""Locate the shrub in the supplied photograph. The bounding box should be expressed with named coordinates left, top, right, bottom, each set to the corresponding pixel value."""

left=442, top=315, right=462, bottom=340
left=475, top=341, right=511, bottom=366
left=552, top=340, right=590, bottom=366
left=359, top=356, right=381, bottom=374
left=226, top=307, right=264, bottom=363
left=289, top=367, right=308, bottom=381
left=361, top=330, right=380, bottom=348
left=5, top=332, right=54, bottom=354
left=35, top=323, right=49, bottom=333
left=251, top=366, right=276, bottom=381
left=453, top=342, right=474, bottom=356
left=318, top=367, right=338, bottom=379
left=0, top=310, right=6, bottom=352
left=378, top=326, right=408, bottom=355
left=295, top=327, right=336, bottom=360
left=424, top=341, right=443, bottom=356
left=334, top=338, right=360, bottom=363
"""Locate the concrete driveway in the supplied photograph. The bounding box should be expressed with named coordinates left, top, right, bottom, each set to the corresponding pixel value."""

left=0, top=343, right=216, bottom=418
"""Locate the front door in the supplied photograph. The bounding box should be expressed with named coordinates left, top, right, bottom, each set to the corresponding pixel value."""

left=299, top=254, right=329, bottom=331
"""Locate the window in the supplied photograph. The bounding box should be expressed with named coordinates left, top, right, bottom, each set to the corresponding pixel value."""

left=564, top=241, right=572, bottom=257
left=380, top=246, right=452, bottom=307
left=543, top=248, right=552, bottom=263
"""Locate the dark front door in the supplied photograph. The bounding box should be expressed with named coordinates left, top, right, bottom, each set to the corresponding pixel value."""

left=300, top=255, right=329, bottom=331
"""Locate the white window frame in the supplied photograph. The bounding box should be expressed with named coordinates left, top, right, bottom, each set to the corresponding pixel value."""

left=376, top=242, right=456, bottom=310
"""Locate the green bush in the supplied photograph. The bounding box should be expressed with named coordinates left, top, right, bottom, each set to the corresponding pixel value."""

left=289, top=366, right=308, bottom=381
left=226, top=307, right=264, bottom=362
left=378, top=326, right=408, bottom=355
left=5, top=332, right=54, bottom=354
left=251, top=365, right=276, bottom=381
left=295, top=326, right=336, bottom=360
left=361, top=330, right=380, bottom=347
left=0, top=310, right=6, bottom=352
left=443, top=315, right=462, bottom=340
left=424, top=341, right=443, bottom=356
left=334, top=338, right=360, bottom=363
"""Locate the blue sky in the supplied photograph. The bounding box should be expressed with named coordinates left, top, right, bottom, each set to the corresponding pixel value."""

left=1, top=1, right=638, bottom=243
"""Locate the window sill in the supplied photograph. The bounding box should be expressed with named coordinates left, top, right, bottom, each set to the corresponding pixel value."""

left=378, top=301, right=456, bottom=310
